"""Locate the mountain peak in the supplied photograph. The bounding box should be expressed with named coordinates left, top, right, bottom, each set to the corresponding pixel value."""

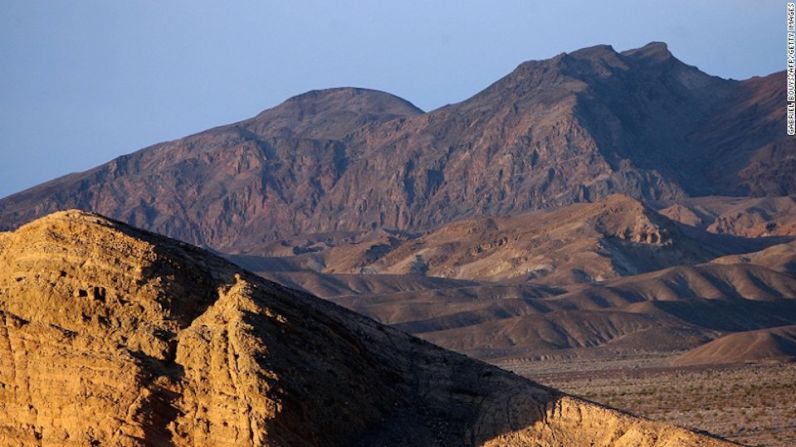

left=279, top=87, right=422, bottom=114
left=247, top=87, right=423, bottom=139
left=621, top=41, right=674, bottom=63
left=569, top=43, right=618, bottom=58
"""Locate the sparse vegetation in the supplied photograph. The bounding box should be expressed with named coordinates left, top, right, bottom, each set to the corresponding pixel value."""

left=508, top=358, right=796, bottom=447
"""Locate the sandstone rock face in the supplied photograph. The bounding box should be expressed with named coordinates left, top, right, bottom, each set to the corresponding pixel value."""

left=0, top=43, right=788, bottom=251
left=0, top=211, right=733, bottom=446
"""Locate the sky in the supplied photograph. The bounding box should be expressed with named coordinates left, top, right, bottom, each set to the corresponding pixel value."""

left=0, top=0, right=785, bottom=198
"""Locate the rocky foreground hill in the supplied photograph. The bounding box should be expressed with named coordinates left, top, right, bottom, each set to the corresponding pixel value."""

left=0, top=211, right=734, bottom=446
left=0, top=42, right=789, bottom=251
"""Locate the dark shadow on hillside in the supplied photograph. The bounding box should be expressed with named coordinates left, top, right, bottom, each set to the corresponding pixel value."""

left=227, top=253, right=309, bottom=273
left=230, top=281, right=561, bottom=446
left=676, top=223, right=794, bottom=256
left=654, top=298, right=796, bottom=332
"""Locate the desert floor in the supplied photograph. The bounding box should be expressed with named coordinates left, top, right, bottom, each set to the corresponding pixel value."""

left=506, top=356, right=796, bottom=447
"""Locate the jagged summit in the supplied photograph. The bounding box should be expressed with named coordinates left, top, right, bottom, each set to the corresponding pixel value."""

left=0, top=210, right=734, bottom=446
left=622, top=41, right=674, bottom=62
left=508, top=42, right=674, bottom=81
left=566, top=43, right=624, bottom=65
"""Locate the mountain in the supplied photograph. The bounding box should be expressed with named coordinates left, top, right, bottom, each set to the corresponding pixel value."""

left=688, top=71, right=794, bottom=196
left=0, top=210, right=733, bottom=446
left=0, top=42, right=789, bottom=251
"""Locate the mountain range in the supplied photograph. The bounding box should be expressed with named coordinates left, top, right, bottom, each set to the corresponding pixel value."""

left=0, top=41, right=794, bottom=445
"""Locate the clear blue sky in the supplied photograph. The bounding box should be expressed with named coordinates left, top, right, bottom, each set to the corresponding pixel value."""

left=0, top=0, right=784, bottom=198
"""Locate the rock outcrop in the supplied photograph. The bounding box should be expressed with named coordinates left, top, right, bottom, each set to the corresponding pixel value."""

left=0, top=211, right=733, bottom=446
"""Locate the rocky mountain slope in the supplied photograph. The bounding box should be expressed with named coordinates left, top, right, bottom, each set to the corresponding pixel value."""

left=0, top=210, right=734, bottom=446
left=0, top=43, right=788, bottom=251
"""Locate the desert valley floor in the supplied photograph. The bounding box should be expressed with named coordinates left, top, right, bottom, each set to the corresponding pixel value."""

left=510, top=357, right=796, bottom=447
